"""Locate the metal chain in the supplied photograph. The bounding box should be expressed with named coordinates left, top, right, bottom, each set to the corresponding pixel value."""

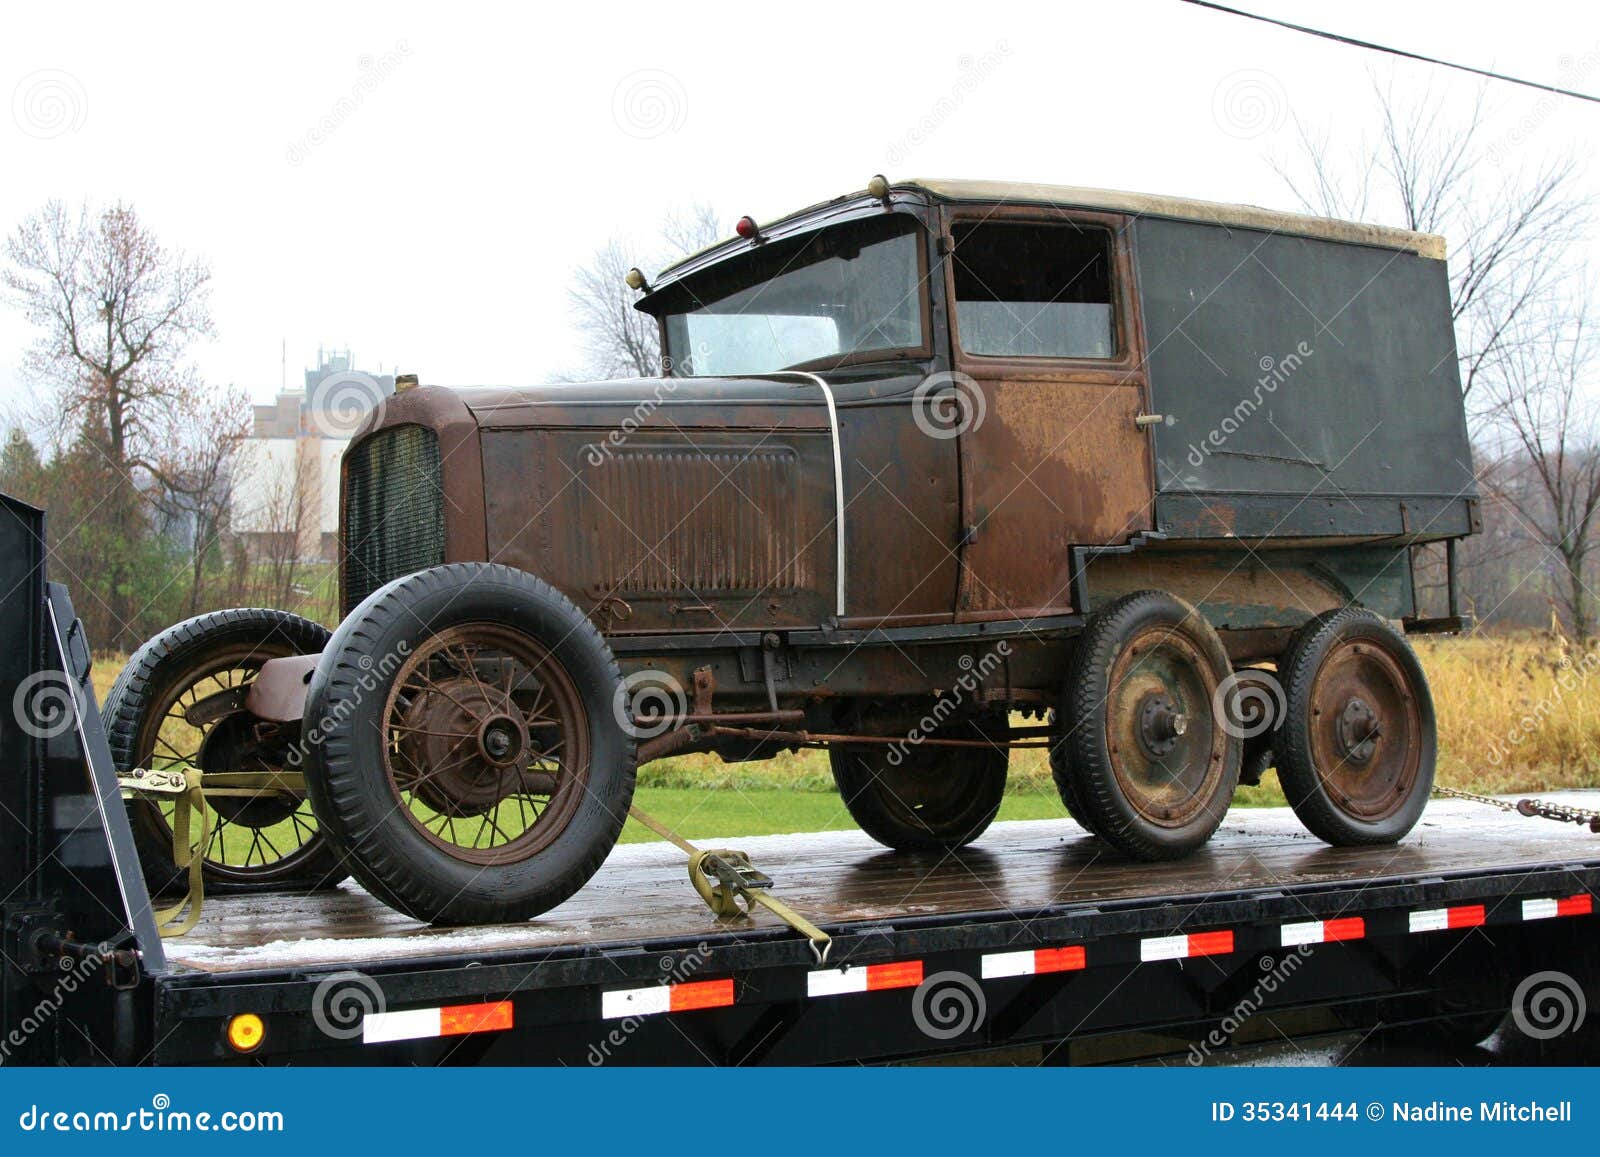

left=1434, top=785, right=1600, bottom=833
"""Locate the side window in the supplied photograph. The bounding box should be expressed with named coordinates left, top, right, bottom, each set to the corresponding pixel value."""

left=951, top=222, right=1115, bottom=359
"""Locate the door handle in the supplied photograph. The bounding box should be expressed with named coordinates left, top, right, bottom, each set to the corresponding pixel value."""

left=1134, top=413, right=1166, bottom=428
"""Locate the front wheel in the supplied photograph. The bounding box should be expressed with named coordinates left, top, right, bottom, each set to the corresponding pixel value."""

left=1273, top=608, right=1435, bottom=845
left=302, top=563, right=636, bottom=925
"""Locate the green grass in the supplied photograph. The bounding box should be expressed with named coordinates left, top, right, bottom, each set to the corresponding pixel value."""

left=621, top=784, right=1084, bottom=843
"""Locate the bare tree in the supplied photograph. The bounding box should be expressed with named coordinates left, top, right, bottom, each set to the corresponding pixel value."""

left=1272, top=79, right=1590, bottom=410
left=1477, top=295, right=1600, bottom=639
left=246, top=437, right=318, bottom=611
left=4, top=200, right=214, bottom=471
left=149, top=383, right=252, bottom=616
left=3, top=200, right=213, bottom=646
left=565, top=201, right=722, bottom=379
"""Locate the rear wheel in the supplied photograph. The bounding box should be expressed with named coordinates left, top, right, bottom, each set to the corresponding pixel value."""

left=302, top=563, right=636, bottom=925
left=830, top=715, right=1008, bottom=851
left=1059, top=590, right=1240, bottom=860
left=1048, top=711, right=1102, bottom=838
left=1274, top=608, right=1435, bottom=845
left=103, top=609, right=346, bottom=894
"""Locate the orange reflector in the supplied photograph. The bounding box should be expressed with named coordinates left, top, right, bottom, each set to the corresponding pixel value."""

left=1447, top=904, right=1486, bottom=929
left=865, top=960, right=925, bottom=990
left=1186, top=930, right=1235, bottom=958
left=1035, top=945, right=1087, bottom=973
left=226, top=1013, right=265, bottom=1053
left=1558, top=894, right=1594, bottom=917
left=668, top=979, right=735, bottom=1012
left=439, top=1000, right=514, bottom=1037
left=1322, top=917, right=1366, bottom=942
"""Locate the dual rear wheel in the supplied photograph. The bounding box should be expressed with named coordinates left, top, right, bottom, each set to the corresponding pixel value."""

left=1051, top=593, right=1435, bottom=857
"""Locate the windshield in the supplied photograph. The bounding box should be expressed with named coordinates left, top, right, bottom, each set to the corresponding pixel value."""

left=660, top=215, right=925, bottom=376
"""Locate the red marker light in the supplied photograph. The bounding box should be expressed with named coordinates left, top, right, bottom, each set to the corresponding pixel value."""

left=735, top=215, right=759, bottom=240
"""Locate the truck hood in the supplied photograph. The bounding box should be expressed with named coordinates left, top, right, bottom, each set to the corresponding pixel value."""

left=455, top=376, right=835, bottom=432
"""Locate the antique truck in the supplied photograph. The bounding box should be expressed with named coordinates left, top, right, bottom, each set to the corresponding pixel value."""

left=105, top=177, right=1476, bottom=925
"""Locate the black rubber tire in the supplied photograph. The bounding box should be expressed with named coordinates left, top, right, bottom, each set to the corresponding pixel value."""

left=830, top=716, right=1008, bottom=851
left=1048, top=710, right=1104, bottom=838
left=1274, top=608, right=1436, bottom=846
left=1060, top=590, right=1240, bottom=860
left=301, top=563, right=636, bottom=925
left=102, top=608, right=347, bottom=895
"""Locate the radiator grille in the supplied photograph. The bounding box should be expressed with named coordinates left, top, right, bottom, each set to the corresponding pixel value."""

left=584, top=444, right=804, bottom=596
left=342, top=425, right=444, bottom=616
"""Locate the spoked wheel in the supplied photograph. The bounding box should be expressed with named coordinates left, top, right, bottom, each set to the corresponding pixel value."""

left=387, top=623, right=590, bottom=864
left=1058, top=590, right=1240, bottom=860
left=303, top=563, right=635, bottom=925
left=103, top=609, right=347, bottom=894
left=1274, top=608, right=1435, bottom=845
left=830, top=715, right=1009, bottom=851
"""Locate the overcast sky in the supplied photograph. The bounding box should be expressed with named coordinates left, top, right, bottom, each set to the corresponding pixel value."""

left=2, top=0, right=1596, bottom=412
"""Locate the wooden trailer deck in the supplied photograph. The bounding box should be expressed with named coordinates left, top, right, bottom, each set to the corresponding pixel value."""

left=162, top=794, right=1600, bottom=975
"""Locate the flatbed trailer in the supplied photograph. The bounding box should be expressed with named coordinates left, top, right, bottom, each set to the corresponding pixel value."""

left=3, top=496, right=1598, bottom=1066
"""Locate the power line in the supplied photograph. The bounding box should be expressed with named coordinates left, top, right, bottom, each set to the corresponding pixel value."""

left=1180, top=0, right=1600, bottom=104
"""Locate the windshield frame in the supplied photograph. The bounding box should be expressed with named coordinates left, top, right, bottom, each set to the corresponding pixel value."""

left=642, top=205, right=934, bottom=377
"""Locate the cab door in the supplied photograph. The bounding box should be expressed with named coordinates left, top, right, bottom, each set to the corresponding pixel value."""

left=941, top=207, right=1154, bottom=619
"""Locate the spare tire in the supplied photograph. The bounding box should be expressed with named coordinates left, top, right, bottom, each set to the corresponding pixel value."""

left=302, top=563, right=636, bottom=925
left=103, top=608, right=346, bottom=894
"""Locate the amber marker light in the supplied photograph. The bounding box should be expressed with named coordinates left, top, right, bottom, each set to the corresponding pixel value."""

left=226, top=1013, right=265, bottom=1053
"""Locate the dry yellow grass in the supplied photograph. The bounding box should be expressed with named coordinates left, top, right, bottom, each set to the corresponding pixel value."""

left=1414, top=634, right=1600, bottom=794
left=87, top=633, right=1600, bottom=804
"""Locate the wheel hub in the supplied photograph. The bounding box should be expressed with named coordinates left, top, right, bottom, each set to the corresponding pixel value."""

left=398, top=677, right=539, bottom=817
left=1136, top=692, right=1189, bottom=758
left=1335, top=696, right=1382, bottom=764
left=197, top=711, right=301, bottom=827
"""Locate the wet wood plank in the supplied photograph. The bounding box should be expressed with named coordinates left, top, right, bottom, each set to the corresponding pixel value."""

left=165, top=794, right=1600, bottom=974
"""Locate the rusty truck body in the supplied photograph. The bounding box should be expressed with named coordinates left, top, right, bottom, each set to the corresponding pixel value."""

left=107, top=178, right=1476, bottom=926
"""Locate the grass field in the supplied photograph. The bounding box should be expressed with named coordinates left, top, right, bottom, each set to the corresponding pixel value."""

left=92, top=632, right=1600, bottom=845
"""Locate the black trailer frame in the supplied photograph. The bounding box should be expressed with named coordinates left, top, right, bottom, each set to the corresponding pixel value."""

left=3, top=493, right=1597, bottom=1067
